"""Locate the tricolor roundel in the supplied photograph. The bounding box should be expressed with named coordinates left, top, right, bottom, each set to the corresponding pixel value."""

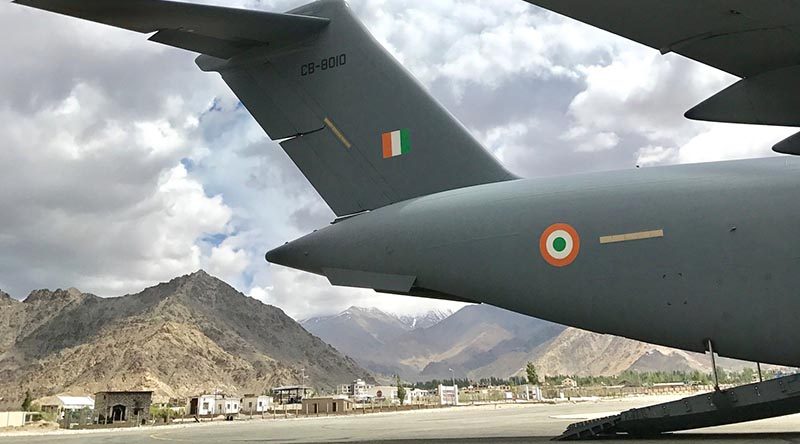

left=382, top=129, right=411, bottom=158
left=539, top=223, right=580, bottom=267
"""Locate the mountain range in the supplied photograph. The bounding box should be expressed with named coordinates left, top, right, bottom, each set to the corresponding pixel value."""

left=303, top=304, right=563, bottom=381
left=0, top=271, right=773, bottom=411
left=0, top=271, right=370, bottom=410
left=302, top=304, right=767, bottom=382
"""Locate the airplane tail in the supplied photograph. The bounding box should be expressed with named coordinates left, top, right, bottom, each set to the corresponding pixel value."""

left=203, top=0, right=516, bottom=216
left=14, top=0, right=516, bottom=216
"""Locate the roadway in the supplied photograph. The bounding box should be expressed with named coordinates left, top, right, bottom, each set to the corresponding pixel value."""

left=2, top=398, right=800, bottom=443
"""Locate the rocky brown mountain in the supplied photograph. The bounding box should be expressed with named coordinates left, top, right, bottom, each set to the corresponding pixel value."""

left=524, top=328, right=766, bottom=377
left=0, top=271, right=371, bottom=410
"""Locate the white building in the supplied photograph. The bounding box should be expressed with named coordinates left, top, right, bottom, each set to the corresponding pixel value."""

left=337, top=384, right=352, bottom=396
left=189, top=394, right=240, bottom=416
left=406, top=388, right=429, bottom=403
left=341, top=379, right=373, bottom=402
left=38, top=395, right=95, bottom=419
left=353, top=379, right=372, bottom=401
left=241, top=395, right=272, bottom=414
left=216, top=396, right=240, bottom=415
left=190, top=395, right=217, bottom=416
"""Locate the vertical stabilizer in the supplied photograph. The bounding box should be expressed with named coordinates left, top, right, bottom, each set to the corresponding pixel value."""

left=199, top=0, right=516, bottom=216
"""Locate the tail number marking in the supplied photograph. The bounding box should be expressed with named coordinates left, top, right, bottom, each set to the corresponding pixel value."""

left=301, top=54, right=347, bottom=76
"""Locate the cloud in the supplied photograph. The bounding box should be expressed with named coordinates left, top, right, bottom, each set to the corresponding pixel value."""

left=635, top=146, right=679, bottom=167
left=0, top=4, right=234, bottom=297
left=677, top=124, right=796, bottom=165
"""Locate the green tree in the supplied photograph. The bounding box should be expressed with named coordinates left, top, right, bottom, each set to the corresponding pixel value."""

left=396, top=376, right=407, bottom=405
left=21, top=390, right=32, bottom=411
left=526, top=362, right=539, bottom=385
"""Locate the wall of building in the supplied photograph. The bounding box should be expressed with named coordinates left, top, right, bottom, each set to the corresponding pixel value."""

left=215, top=398, right=239, bottom=415
left=0, top=412, right=26, bottom=428
left=195, top=395, right=216, bottom=415
left=301, top=398, right=353, bottom=414
left=242, top=396, right=272, bottom=413
left=95, top=392, right=152, bottom=423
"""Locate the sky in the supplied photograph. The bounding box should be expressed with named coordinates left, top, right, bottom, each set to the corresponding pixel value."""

left=0, top=0, right=794, bottom=320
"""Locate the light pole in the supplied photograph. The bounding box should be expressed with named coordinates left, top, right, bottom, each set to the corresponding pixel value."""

left=448, top=368, right=457, bottom=406
left=300, top=368, right=309, bottom=400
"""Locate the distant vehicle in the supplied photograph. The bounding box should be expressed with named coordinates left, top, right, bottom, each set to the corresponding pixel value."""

left=15, top=0, right=800, bottom=383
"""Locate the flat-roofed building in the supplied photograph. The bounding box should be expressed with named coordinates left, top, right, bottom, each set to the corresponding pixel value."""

left=301, top=397, right=353, bottom=415
left=272, top=386, right=310, bottom=405
left=188, top=394, right=239, bottom=418
left=215, top=395, right=240, bottom=417
left=241, top=395, right=272, bottom=414
left=189, top=394, right=217, bottom=416
left=95, top=391, right=152, bottom=425
left=38, top=395, right=95, bottom=420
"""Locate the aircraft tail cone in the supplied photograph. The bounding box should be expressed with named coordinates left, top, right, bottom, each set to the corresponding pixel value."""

left=265, top=243, right=293, bottom=267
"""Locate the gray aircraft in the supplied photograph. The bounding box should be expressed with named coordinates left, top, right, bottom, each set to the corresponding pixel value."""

left=14, top=0, right=800, bottom=372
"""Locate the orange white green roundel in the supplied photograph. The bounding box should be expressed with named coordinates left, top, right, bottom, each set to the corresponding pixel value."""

left=539, top=223, right=580, bottom=267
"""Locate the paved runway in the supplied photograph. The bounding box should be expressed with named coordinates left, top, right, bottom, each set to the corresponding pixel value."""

left=3, top=398, right=800, bottom=443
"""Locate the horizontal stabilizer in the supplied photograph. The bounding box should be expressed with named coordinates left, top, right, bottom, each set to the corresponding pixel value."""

left=13, top=0, right=330, bottom=59
left=527, top=1, right=800, bottom=150
left=773, top=131, right=800, bottom=156
left=686, top=65, right=800, bottom=127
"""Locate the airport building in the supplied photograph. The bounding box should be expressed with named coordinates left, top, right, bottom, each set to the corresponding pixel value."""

left=338, top=379, right=372, bottom=402
left=406, top=388, right=430, bottom=404
left=272, top=385, right=311, bottom=405
left=188, top=393, right=240, bottom=417
left=38, top=395, right=95, bottom=420
left=241, top=394, right=272, bottom=414
left=95, top=391, right=153, bottom=424
left=301, top=397, right=354, bottom=415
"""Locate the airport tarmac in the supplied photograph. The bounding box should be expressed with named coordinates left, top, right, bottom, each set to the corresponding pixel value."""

left=2, top=397, right=800, bottom=443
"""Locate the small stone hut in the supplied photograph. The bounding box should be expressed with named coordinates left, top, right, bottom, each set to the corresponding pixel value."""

left=95, top=391, right=153, bottom=424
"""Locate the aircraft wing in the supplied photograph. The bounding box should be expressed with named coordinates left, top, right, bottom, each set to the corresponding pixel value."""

left=525, top=1, right=800, bottom=154
left=12, top=0, right=330, bottom=60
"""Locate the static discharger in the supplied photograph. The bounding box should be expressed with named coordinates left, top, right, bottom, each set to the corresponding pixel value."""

left=599, top=229, right=664, bottom=244
left=324, top=117, right=352, bottom=149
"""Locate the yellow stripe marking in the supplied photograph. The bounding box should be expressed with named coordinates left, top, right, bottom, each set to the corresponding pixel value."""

left=324, top=117, right=352, bottom=149
left=600, top=229, right=664, bottom=244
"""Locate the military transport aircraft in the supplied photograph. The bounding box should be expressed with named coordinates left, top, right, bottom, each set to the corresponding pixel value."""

left=15, top=0, right=800, bottom=401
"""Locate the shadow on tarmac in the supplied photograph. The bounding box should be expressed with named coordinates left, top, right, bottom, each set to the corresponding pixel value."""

left=323, top=433, right=800, bottom=443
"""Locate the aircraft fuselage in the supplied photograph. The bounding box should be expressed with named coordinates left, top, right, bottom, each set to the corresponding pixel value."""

left=267, top=156, right=800, bottom=366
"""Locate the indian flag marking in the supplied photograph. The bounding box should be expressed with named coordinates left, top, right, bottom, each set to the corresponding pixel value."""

left=599, top=229, right=664, bottom=244
left=539, top=223, right=580, bottom=267
left=382, top=129, right=411, bottom=158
